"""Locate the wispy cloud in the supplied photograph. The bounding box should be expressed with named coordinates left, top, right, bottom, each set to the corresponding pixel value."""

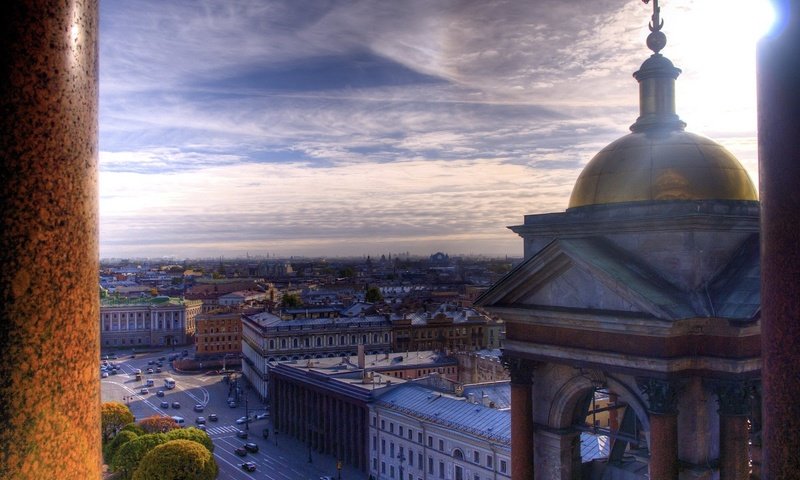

left=99, top=0, right=764, bottom=258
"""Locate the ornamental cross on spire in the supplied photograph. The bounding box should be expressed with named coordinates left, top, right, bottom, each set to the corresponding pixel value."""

left=642, top=0, right=667, bottom=53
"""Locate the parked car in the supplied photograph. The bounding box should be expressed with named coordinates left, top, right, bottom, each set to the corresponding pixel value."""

left=155, top=367, right=162, bottom=373
left=158, top=356, right=166, bottom=361
left=236, top=416, right=249, bottom=424
left=147, top=360, right=154, bottom=365
left=139, top=388, right=149, bottom=394
left=171, top=401, right=181, bottom=409
left=228, top=401, right=238, bottom=408
left=101, top=372, right=109, bottom=378
left=244, top=442, right=259, bottom=453
left=255, top=412, right=268, bottom=420
left=236, top=430, right=248, bottom=439
left=234, top=447, right=247, bottom=457
left=208, top=413, right=218, bottom=422
left=241, top=462, right=256, bottom=472
left=146, top=368, right=154, bottom=374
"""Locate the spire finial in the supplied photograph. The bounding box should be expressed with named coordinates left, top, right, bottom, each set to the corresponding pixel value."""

left=643, top=0, right=667, bottom=54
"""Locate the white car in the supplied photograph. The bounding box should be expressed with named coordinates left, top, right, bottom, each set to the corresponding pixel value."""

left=236, top=416, right=250, bottom=424
left=255, top=413, right=268, bottom=420
left=101, top=371, right=109, bottom=378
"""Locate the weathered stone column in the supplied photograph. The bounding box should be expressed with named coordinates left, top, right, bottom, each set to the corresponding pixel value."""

left=758, top=1, right=800, bottom=477
left=711, top=380, right=752, bottom=480
left=0, top=2, right=99, bottom=479
left=505, top=356, right=535, bottom=479
left=639, top=378, right=680, bottom=479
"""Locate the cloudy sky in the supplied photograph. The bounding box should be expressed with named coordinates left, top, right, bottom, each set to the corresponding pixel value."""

left=99, top=0, right=773, bottom=259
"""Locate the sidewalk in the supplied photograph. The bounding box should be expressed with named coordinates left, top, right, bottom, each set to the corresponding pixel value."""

left=267, top=425, right=368, bottom=480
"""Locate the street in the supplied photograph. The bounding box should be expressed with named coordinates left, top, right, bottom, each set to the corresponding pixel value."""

left=101, top=348, right=365, bottom=480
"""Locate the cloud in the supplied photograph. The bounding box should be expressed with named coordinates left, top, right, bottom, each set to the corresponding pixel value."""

left=99, top=0, right=764, bottom=258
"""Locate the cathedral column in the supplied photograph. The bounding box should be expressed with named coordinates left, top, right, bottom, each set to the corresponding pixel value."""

left=758, top=1, right=800, bottom=476
left=0, top=2, right=100, bottom=478
left=638, top=378, right=681, bottom=479
left=504, top=356, right=535, bottom=479
left=711, top=380, right=752, bottom=480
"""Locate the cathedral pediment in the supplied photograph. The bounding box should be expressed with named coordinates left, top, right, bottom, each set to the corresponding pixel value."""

left=476, top=237, right=702, bottom=320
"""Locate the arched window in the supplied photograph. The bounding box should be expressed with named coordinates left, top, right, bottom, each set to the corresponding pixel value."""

left=316, top=337, right=321, bottom=347
left=293, top=338, right=298, bottom=348
left=453, top=449, right=464, bottom=460
left=269, top=339, right=275, bottom=350
left=328, top=336, right=334, bottom=346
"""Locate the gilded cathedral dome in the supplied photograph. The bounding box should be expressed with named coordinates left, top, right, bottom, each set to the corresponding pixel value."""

left=567, top=24, right=757, bottom=210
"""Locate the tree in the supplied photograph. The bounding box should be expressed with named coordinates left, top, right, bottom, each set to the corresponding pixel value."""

left=165, top=427, right=214, bottom=453
left=365, top=286, right=383, bottom=303
left=112, top=433, right=167, bottom=479
left=121, top=422, right=145, bottom=436
left=282, top=293, right=301, bottom=308
left=102, top=402, right=135, bottom=443
left=103, top=429, right=138, bottom=464
left=132, top=440, right=218, bottom=480
left=138, top=415, right=179, bottom=434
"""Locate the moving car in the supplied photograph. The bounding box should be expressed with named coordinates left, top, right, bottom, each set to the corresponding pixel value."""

left=241, top=462, right=256, bottom=472
left=156, top=390, right=165, bottom=397
left=236, top=430, right=248, bottom=439
left=236, top=416, right=249, bottom=424
left=194, top=404, right=204, bottom=412
left=255, top=412, right=268, bottom=420
left=234, top=447, right=247, bottom=457
left=208, top=413, right=218, bottom=422
left=195, top=417, right=206, bottom=425
left=244, top=442, right=259, bottom=453
left=139, top=388, right=149, bottom=394
left=160, top=401, right=169, bottom=409
left=171, top=401, right=181, bottom=409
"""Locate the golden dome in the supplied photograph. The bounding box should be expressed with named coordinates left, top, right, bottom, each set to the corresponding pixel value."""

left=568, top=130, right=758, bottom=209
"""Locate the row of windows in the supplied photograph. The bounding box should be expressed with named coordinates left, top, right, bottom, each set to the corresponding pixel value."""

left=198, top=326, right=238, bottom=334
left=374, top=455, right=507, bottom=479
left=266, top=333, right=390, bottom=350
left=373, top=419, right=506, bottom=472
left=102, top=319, right=182, bottom=331
left=198, top=335, right=237, bottom=342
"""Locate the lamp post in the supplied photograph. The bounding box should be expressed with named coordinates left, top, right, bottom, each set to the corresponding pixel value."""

left=244, top=385, right=250, bottom=432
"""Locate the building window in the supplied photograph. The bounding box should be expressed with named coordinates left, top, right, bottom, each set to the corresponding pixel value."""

left=381, top=420, right=385, bottom=430
left=418, top=453, right=423, bottom=470
left=382, top=462, right=386, bottom=474
left=399, top=425, right=404, bottom=436
left=439, top=461, right=444, bottom=478
left=474, top=451, right=479, bottom=463
left=428, top=436, right=433, bottom=447
left=500, top=460, right=507, bottom=474
left=382, top=439, right=386, bottom=454
left=390, top=422, right=394, bottom=433
left=408, top=428, right=413, bottom=440
left=390, top=466, right=395, bottom=478
left=390, top=442, right=394, bottom=457
left=418, top=432, right=423, bottom=443
left=409, top=449, right=414, bottom=466
left=487, top=456, right=493, bottom=468
left=373, top=435, right=377, bottom=451
left=438, top=439, right=444, bottom=451
left=428, top=458, right=433, bottom=474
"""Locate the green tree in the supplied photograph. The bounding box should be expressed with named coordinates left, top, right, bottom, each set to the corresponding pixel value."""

left=338, top=267, right=355, bottom=278
left=121, top=422, right=145, bottom=436
left=111, top=433, right=167, bottom=479
left=282, top=293, right=301, bottom=308
left=138, top=415, right=179, bottom=434
left=132, top=440, right=218, bottom=480
left=104, top=429, right=138, bottom=464
left=165, top=427, right=214, bottom=453
left=365, top=286, right=383, bottom=303
left=101, top=402, right=135, bottom=443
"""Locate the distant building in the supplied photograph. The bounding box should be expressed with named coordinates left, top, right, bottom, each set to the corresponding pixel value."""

left=391, top=304, right=492, bottom=352
left=368, top=383, right=511, bottom=480
left=454, top=349, right=508, bottom=384
left=218, top=289, right=266, bottom=306
left=100, top=296, right=202, bottom=348
left=269, top=351, right=460, bottom=474
left=194, top=309, right=242, bottom=359
left=241, top=312, right=393, bottom=400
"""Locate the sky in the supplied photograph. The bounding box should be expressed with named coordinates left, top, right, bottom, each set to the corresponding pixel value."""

left=99, top=0, right=774, bottom=260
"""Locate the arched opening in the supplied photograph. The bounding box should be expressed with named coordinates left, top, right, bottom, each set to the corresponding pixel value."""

left=548, top=374, right=651, bottom=479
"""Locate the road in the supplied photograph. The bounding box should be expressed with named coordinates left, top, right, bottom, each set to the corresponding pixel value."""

left=101, top=348, right=366, bottom=480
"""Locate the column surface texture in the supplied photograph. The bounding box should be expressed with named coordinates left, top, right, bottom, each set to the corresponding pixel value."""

left=758, top=0, right=800, bottom=477
left=0, top=1, right=100, bottom=478
left=648, top=413, right=679, bottom=479
left=510, top=380, right=534, bottom=479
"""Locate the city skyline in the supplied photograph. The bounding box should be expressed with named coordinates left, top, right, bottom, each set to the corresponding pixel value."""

left=99, top=0, right=773, bottom=259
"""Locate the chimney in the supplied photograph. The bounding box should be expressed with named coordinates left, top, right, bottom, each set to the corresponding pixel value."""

left=482, top=393, right=491, bottom=407
left=468, top=393, right=476, bottom=404
left=357, top=344, right=365, bottom=369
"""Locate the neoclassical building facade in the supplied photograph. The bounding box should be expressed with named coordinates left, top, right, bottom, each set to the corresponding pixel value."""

left=477, top=6, right=761, bottom=480
left=100, top=296, right=202, bottom=348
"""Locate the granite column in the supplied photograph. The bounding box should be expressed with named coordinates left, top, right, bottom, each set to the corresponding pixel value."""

left=0, top=2, right=100, bottom=478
